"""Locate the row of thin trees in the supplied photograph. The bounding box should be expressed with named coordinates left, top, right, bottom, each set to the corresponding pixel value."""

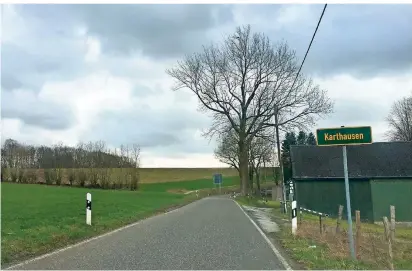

left=1, top=139, right=141, bottom=190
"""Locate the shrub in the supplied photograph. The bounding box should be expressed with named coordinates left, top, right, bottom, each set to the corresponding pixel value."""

left=54, top=168, right=62, bottom=186
left=26, top=169, right=37, bottom=184
left=100, top=169, right=110, bottom=189
left=10, top=168, right=18, bottom=183
left=87, top=168, right=99, bottom=188
left=67, top=169, right=75, bottom=186
left=44, top=169, right=54, bottom=185
left=77, top=169, right=87, bottom=187
left=17, top=169, right=27, bottom=183
left=130, top=169, right=140, bottom=191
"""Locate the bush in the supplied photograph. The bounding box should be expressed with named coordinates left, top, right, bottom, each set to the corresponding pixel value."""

left=67, top=169, right=75, bottom=186
left=130, top=169, right=140, bottom=191
left=10, top=168, right=18, bottom=183
left=77, top=169, right=87, bottom=187
left=26, top=169, right=37, bottom=184
left=17, top=169, right=27, bottom=183
left=44, top=169, right=54, bottom=185
left=54, top=168, right=62, bottom=186
left=88, top=169, right=99, bottom=188
left=99, top=169, right=110, bottom=189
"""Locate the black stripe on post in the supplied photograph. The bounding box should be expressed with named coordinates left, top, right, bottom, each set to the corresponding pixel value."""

left=292, top=208, right=297, bottom=219
left=86, top=200, right=92, bottom=210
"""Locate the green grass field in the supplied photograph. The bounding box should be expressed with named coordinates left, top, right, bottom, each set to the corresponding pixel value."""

left=1, top=182, right=191, bottom=264
left=1, top=168, right=277, bottom=265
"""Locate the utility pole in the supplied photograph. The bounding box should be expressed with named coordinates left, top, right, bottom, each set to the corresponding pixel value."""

left=274, top=107, right=287, bottom=213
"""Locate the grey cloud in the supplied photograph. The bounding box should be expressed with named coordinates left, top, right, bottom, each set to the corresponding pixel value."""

left=1, top=74, right=23, bottom=91
left=82, top=105, right=212, bottom=153
left=13, top=4, right=412, bottom=81
left=19, top=4, right=234, bottom=60
left=1, top=91, right=75, bottom=130
left=316, top=98, right=390, bottom=141
left=261, top=4, right=412, bottom=78
left=328, top=99, right=388, bottom=124
left=1, top=43, right=86, bottom=91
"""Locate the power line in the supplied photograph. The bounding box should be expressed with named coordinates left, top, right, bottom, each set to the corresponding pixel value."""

left=291, top=4, right=328, bottom=89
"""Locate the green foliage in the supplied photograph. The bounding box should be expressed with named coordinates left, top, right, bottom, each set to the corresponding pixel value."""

left=282, top=130, right=317, bottom=182
left=306, top=132, right=316, bottom=145
left=297, top=131, right=307, bottom=145
left=44, top=169, right=54, bottom=185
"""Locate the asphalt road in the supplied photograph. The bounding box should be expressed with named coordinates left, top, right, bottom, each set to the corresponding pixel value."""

left=7, top=197, right=289, bottom=270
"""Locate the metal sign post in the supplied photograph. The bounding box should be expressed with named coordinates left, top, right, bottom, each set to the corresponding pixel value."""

left=213, top=173, right=222, bottom=194
left=342, top=145, right=355, bottom=259
left=316, top=125, right=372, bottom=261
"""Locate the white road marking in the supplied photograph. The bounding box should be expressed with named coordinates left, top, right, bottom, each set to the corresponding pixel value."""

left=233, top=200, right=293, bottom=271
left=4, top=198, right=202, bottom=270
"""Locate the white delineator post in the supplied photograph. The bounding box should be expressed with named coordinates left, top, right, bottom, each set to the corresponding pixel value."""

left=86, top=193, right=92, bottom=225
left=291, top=200, right=297, bottom=235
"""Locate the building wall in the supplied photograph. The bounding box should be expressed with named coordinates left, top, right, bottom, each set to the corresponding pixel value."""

left=370, top=179, right=412, bottom=222
left=295, top=178, right=375, bottom=222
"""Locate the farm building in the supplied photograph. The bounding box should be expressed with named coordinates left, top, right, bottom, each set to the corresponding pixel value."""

left=290, top=141, right=412, bottom=223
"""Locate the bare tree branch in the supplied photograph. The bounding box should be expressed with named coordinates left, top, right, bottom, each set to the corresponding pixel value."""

left=386, top=94, right=412, bottom=142
left=167, top=25, right=333, bottom=195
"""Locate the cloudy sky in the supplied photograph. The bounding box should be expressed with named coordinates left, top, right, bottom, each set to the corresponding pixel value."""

left=1, top=4, right=412, bottom=167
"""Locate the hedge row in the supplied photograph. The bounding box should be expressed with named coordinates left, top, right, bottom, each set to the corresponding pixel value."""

left=1, top=168, right=140, bottom=190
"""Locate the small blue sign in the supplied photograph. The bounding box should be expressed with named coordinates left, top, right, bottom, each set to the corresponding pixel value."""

left=213, top=173, right=222, bottom=185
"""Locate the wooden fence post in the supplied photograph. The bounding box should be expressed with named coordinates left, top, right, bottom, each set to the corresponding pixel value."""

left=383, top=216, right=394, bottom=270
left=355, top=210, right=361, bottom=259
left=390, top=205, right=396, bottom=241
left=298, top=209, right=302, bottom=226
left=336, top=205, right=343, bottom=234
left=319, top=215, right=323, bottom=235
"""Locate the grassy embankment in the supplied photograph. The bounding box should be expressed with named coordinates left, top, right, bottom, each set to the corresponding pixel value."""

left=236, top=196, right=412, bottom=270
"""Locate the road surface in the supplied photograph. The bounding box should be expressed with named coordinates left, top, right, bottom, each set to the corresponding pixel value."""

left=7, top=197, right=289, bottom=270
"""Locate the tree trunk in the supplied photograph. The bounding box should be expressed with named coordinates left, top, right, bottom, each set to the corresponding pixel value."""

left=239, top=140, right=249, bottom=196
left=249, top=163, right=254, bottom=192
left=256, top=169, right=261, bottom=196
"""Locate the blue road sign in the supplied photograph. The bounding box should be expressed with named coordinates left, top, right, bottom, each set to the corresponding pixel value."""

left=213, top=173, right=222, bottom=185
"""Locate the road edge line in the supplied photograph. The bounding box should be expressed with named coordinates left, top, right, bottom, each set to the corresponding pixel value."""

left=4, top=198, right=204, bottom=270
left=233, top=200, right=293, bottom=271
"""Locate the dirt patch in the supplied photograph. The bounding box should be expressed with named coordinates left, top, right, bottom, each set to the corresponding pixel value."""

left=166, top=189, right=191, bottom=194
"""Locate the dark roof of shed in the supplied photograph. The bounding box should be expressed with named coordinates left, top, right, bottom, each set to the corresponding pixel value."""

left=290, top=142, right=412, bottom=179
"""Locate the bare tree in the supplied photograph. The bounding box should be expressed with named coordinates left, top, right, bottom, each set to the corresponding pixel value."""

left=386, top=94, right=412, bottom=142
left=167, top=25, right=329, bottom=195
left=131, top=143, right=141, bottom=168
left=214, top=128, right=240, bottom=171
left=214, top=125, right=273, bottom=193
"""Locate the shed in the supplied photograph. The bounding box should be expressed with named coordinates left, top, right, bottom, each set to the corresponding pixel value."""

left=290, top=142, right=412, bottom=222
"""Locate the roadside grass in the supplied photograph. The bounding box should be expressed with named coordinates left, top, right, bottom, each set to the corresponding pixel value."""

left=140, top=176, right=240, bottom=192
left=297, top=211, right=412, bottom=242
left=1, top=182, right=208, bottom=265
left=235, top=195, right=280, bottom=209
left=138, top=167, right=275, bottom=183
left=236, top=196, right=412, bottom=270
left=138, top=167, right=239, bottom=183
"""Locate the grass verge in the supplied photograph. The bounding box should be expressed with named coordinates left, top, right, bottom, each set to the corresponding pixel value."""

left=1, top=181, right=218, bottom=265
left=236, top=196, right=412, bottom=270
left=140, top=176, right=240, bottom=192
